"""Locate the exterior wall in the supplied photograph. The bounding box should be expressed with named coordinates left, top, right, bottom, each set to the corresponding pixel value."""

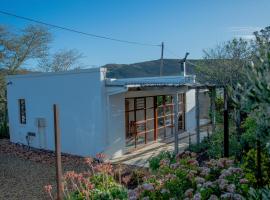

left=6, top=68, right=107, bottom=157
left=199, top=91, right=210, bottom=119
left=185, top=89, right=196, bottom=133
left=104, top=92, right=126, bottom=158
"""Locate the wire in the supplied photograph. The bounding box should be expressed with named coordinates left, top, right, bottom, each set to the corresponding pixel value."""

left=0, top=10, right=160, bottom=47
left=186, top=60, right=201, bottom=67
left=166, top=47, right=180, bottom=58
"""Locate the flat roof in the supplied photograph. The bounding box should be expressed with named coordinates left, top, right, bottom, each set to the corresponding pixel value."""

left=6, top=67, right=106, bottom=79
left=106, top=75, right=196, bottom=87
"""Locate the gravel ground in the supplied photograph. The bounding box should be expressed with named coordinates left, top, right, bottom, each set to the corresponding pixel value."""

left=0, top=139, right=142, bottom=200
left=0, top=153, right=56, bottom=200
left=0, top=139, right=91, bottom=200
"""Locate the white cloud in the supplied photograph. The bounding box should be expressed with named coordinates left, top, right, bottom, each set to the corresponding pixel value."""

left=227, top=26, right=261, bottom=40
left=228, top=26, right=261, bottom=33
left=235, top=34, right=255, bottom=40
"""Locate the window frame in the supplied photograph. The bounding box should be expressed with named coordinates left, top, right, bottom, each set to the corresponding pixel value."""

left=18, top=99, right=26, bottom=124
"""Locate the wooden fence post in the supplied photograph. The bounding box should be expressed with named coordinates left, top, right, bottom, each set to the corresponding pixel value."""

left=173, top=94, right=179, bottom=154
left=223, top=88, right=229, bottom=157
left=54, top=104, right=63, bottom=200
left=195, top=88, right=200, bottom=144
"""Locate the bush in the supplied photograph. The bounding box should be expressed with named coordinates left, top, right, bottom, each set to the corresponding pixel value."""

left=44, top=154, right=128, bottom=200
left=248, top=186, right=270, bottom=200
left=241, top=117, right=257, bottom=151
left=130, top=151, right=250, bottom=200
left=148, top=151, right=175, bottom=171
left=0, top=120, right=9, bottom=139
left=241, top=149, right=270, bottom=187
left=188, top=129, right=242, bottom=159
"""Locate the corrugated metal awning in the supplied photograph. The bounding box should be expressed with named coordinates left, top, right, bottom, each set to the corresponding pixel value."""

left=106, top=75, right=196, bottom=87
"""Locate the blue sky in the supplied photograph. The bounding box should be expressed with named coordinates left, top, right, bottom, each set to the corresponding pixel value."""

left=1, top=0, right=270, bottom=67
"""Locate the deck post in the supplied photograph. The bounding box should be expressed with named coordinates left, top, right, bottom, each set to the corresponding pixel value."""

left=210, top=87, right=216, bottom=133
left=224, top=87, right=229, bottom=157
left=144, top=97, right=147, bottom=144
left=195, top=88, right=200, bottom=144
left=162, top=95, right=167, bottom=138
left=173, top=94, right=179, bottom=154
left=170, top=96, right=174, bottom=136
left=153, top=96, right=158, bottom=141
left=53, top=104, right=63, bottom=200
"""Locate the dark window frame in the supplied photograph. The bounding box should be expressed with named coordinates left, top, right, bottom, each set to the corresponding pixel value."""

left=18, top=99, right=26, bottom=124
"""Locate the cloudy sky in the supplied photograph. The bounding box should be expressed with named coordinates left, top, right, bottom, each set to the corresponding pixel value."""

left=1, top=0, right=270, bottom=67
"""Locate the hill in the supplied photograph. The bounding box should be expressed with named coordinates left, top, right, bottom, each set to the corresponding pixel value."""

left=104, top=59, right=203, bottom=78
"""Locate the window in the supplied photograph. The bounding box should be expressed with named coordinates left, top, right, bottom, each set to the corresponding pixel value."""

left=19, top=99, right=26, bottom=124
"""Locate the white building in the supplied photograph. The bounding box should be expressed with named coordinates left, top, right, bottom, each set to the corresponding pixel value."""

left=6, top=67, right=200, bottom=158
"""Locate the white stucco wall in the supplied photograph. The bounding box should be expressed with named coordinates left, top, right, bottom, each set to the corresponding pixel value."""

left=185, top=89, right=196, bottom=133
left=104, top=92, right=126, bottom=158
left=6, top=68, right=107, bottom=157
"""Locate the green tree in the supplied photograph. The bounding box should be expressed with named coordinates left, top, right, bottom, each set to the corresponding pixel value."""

left=238, top=26, right=270, bottom=186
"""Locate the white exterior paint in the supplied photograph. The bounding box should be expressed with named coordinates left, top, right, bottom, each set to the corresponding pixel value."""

left=6, top=68, right=197, bottom=158
left=7, top=68, right=107, bottom=157
left=185, top=89, right=196, bottom=133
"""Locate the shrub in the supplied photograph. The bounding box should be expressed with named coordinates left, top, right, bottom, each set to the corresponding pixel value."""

left=148, top=151, right=175, bottom=171
left=241, top=149, right=270, bottom=187
left=130, top=151, right=250, bottom=200
left=0, top=120, right=9, bottom=139
left=248, top=186, right=270, bottom=200
left=44, top=154, right=128, bottom=200
left=241, top=117, right=257, bottom=151
left=188, top=129, right=242, bottom=159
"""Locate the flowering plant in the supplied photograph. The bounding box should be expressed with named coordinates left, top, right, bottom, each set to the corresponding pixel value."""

left=130, top=151, right=250, bottom=200
left=44, top=153, right=128, bottom=200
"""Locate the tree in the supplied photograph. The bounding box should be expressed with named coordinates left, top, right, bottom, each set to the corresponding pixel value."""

left=38, top=49, right=83, bottom=72
left=197, top=38, right=253, bottom=87
left=0, top=25, right=51, bottom=74
left=196, top=38, right=253, bottom=137
left=235, top=26, right=270, bottom=187
left=0, top=24, right=51, bottom=138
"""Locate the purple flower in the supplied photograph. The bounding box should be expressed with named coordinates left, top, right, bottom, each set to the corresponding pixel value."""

left=239, top=178, right=248, bottom=184
left=195, top=177, right=205, bottom=184
left=203, top=181, right=214, bottom=188
left=220, top=193, right=234, bottom=199
left=142, top=183, right=154, bottom=191
left=208, top=195, right=218, bottom=200
left=193, top=193, right=201, bottom=200
left=226, top=184, right=236, bottom=193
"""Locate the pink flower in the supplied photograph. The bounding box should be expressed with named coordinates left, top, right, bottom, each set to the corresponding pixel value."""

left=188, top=159, right=199, bottom=166
left=159, top=159, right=170, bottom=167
left=84, top=157, right=93, bottom=165
left=44, top=184, right=52, bottom=193
left=96, top=153, right=106, bottom=160
left=239, top=178, right=248, bottom=184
